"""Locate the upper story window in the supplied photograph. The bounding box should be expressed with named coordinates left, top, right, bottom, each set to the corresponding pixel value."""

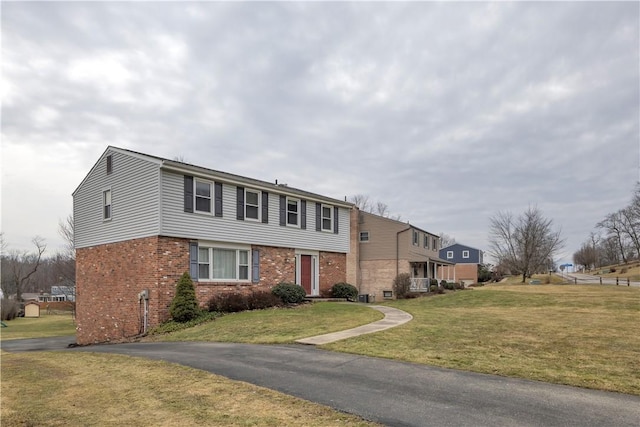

left=462, top=250, right=470, bottom=259
left=287, top=197, right=300, bottom=226
left=198, top=246, right=250, bottom=281
left=103, top=189, right=112, bottom=220
left=321, top=205, right=333, bottom=231
left=106, top=155, right=112, bottom=175
left=424, top=234, right=429, bottom=248
left=412, top=230, right=419, bottom=246
left=447, top=251, right=454, bottom=259
left=195, top=179, right=212, bottom=213
left=433, top=238, right=439, bottom=251
left=359, top=231, right=370, bottom=242
left=245, top=189, right=260, bottom=221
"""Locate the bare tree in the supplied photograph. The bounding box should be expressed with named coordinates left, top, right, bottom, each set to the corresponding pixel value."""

left=58, top=214, right=75, bottom=258
left=597, top=212, right=629, bottom=264
left=1, top=237, right=47, bottom=301
left=488, top=207, right=564, bottom=283
left=350, top=194, right=371, bottom=213
left=349, top=194, right=401, bottom=220
left=439, top=233, right=456, bottom=248
left=573, top=242, right=598, bottom=271
left=54, top=215, right=76, bottom=302
left=375, top=202, right=389, bottom=217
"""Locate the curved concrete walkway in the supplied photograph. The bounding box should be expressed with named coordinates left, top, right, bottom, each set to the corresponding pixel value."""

left=295, top=304, right=412, bottom=345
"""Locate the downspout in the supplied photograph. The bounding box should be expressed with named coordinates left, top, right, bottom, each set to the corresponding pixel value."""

left=396, top=227, right=411, bottom=278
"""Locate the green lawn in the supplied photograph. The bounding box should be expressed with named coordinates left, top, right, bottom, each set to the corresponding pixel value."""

left=326, top=285, right=640, bottom=395
left=0, top=314, right=76, bottom=340
left=147, top=302, right=384, bottom=343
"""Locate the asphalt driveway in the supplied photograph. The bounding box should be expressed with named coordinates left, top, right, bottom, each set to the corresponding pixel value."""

left=3, top=337, right=639, bottom=427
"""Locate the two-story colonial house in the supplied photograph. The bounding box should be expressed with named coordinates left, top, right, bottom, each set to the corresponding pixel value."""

left=438, top=243, right=484, bottom=285
left=348, top=210, right=453, bottom=300
left=73, top=147, right=352, bottom=344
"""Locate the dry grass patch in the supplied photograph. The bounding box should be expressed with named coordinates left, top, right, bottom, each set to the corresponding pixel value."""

left=325, top=285, right=640, bottom=395
left=148, top=302, right=383, bottom=343
left=1, top=351, right=378, bottom=426
left=0, top=314, right=76, bottom=340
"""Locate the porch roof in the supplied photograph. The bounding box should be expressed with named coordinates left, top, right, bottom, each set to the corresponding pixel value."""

left=429, top=256, right=455, bottom=266
left=407, top=255, right=455, bottom=265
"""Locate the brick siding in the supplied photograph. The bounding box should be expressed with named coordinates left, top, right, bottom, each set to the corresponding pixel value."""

left=77, top=236, right=347, bottom=344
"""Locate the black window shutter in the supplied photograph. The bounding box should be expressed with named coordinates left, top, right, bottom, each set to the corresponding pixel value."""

left=106, top=155, right=112, bottom=174
left=214, top=182, right=223, bottom=217
left=279, top=195, right=286, bottom=226
left=189, top=242, right=198, bottom=280
left=184, top=176, right=193, bottom=213
left=301, top=200, right=307, bottom=230
left=252, top=249, right=260, bottom=283
left=315, top=203, right=321, bottom=231
left=262, top=192, right=269, bottom=223
left=334, top=207, right=339, bottom=234
left=236, top=186, right=244, bottom=220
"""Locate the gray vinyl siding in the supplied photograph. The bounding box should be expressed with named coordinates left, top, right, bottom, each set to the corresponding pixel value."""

left=74, top=151, right=160, bottom=248
left=160, top=171, right=349, bottom=253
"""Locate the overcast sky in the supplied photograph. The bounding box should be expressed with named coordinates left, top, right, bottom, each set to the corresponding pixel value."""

left=2, top=1, right=639, bottom=266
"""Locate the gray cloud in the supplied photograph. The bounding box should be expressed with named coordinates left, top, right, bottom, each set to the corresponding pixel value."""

left=2, top=2, right=638, bottom=264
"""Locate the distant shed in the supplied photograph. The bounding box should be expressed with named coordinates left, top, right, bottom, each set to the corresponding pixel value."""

left=24, top=302, right=40, bottom=318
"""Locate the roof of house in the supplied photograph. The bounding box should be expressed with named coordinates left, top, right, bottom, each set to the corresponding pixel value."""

left=440, top=242, right=483, bottom=252
left=74, top=146, right=353, bottom=208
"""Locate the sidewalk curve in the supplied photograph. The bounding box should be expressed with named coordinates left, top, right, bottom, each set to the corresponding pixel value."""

left=295, top=305, right=412, bottom=345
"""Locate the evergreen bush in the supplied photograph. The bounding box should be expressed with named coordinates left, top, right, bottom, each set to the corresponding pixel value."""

left=271, top=282, right=306, bottom=304
left=331, top=282, right=358, bottom=300
left=169, top=272, right=199, bottom=322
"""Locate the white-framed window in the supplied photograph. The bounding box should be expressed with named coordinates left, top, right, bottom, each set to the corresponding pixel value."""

left=103, top=189, right=112, bottom=220
left=433, top=238, right=439, bottom=251
left=413, top=230, right=419, bottom=246
left=359, top=231, right=370, bottom=242
left=424, top=234, right=429, bottom=248
left=287, top=197, right=300, bottom=226
left=447, top=251, right=454, bottom=259
left=195, top=179, right=212, bottom=213
left=462, top=250, right=470, bottom=259
left=321, top=204, right=333, bottom=231
left=198, top=245, right=250, bottom=281
left=245, top=189, right=260, bottom=221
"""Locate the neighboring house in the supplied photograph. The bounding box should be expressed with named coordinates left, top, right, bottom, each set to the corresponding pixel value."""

left=73, top=146, right=353, bottom=344
left=438, top=243, right=484, bottom=285
left=50, top=285, right=76, bottom=302
left=347, top=210, right=453, bottom=300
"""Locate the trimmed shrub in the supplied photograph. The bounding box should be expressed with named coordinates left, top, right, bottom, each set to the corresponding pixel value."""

left=430, top=278, right=438, bottom=286
left=393, top=273, right=411, bottom=299
left=331, top=282, right=358, bottom=300
left=209, top=293, right=248, bottom=313
left=170, top=272, right=199, bottom=322
left=246, top=290, right=282, bottom=310
left=441, top=280, right=455, bottom=290
left=209, top=290, right=282, bottom=313
left=271, top=282, right=306, bottom=304
left=429, top=284, right=438, bottom=293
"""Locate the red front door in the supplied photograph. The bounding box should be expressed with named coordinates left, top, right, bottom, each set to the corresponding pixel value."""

left=300, top=255, right=312, bottom=295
